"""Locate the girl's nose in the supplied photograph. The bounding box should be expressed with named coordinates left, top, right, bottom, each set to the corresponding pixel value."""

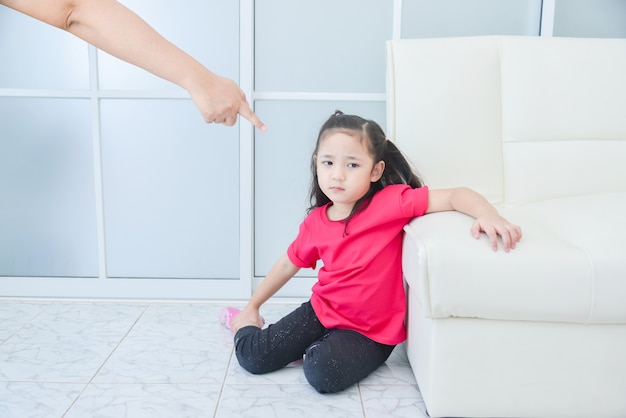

left=332, top=168, right=344, bottom=181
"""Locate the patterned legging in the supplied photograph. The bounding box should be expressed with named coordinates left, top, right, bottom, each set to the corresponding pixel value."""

left=234, top=301, right=395, bottom=393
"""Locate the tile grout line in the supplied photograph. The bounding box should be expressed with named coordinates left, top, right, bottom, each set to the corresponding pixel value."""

left=357, top=384, right=368, bottom=418
left=60, top=304, right=151, bottom=417
left=213, top=342, right=236, bottom=418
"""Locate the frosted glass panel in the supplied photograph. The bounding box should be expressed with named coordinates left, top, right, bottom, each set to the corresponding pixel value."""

left=402, top=0, right=542, bottom=38
left=98, top=0, right=239, bottom=90
left=100, top=99, right=239, bottom=279
left=254, top=101, right=386, bottom=277
left=0, top=7, right=89, bottom=89
left=554, top=0, right=626, bottom=38
left=0, top=98, right=98, bottom=277
left=255, top=1, right=393, bottom=93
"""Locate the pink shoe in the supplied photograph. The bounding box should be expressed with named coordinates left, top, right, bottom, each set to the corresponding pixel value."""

left=219, top=307, right=241, bottom=331
left=219, top=307, right=265, bottom=331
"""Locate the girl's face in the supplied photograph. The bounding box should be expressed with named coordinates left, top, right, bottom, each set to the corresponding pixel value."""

left=315, top=131, right=384, bottom=219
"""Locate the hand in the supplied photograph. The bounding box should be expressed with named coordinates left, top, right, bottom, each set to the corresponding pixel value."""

left=471, top=215, right=522, bottom=252
left=230, top=305, right=264, bottom=334
left=187, top=73, right=267, bottom=131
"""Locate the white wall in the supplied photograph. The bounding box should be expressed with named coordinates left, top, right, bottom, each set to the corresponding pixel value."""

left=1, top=0, right=624, bottom=299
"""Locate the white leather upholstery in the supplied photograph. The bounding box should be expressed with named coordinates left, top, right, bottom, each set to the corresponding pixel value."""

left=387, top=36, right=626, bottom=418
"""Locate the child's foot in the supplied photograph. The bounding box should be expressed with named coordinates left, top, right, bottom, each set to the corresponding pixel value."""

left=219, top=307, right=265, bottom=332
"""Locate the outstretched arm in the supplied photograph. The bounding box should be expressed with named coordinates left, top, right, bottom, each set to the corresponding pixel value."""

left=231, top=253, right=300, bottom=333
left=427, top=187, right=522, bottom=252
left=1, top=0, right=266, bottom=130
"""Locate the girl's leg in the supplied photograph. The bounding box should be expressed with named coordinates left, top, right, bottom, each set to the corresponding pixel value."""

left=234, top=301, right=327, bottom=375
left=303, top=329, right=395, bottom=393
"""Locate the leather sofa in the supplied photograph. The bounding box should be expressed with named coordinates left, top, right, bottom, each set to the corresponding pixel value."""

left=385, top=36, right=626, bottom=418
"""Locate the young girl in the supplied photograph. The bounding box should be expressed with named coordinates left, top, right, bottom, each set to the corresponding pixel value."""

left=221, top=111, right=522, bottom=393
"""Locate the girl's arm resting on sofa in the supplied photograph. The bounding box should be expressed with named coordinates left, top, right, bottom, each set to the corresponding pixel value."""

left=231, top=253, right=300, bottom=333
left=427, top=187, right=522, bottom=252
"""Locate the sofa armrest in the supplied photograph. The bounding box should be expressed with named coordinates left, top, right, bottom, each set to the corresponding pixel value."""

left=402, top=210, right=593, bottom=324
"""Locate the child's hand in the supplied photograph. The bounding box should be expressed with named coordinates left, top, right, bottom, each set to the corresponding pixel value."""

left=471, top=215, right=522, bottom=252
left=231, top=305, right=265, bottom=333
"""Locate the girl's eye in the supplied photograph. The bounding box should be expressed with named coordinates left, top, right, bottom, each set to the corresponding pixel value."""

left=347, top=163, right=359, bottom=168
left=321, top=161, right=332, bottom=166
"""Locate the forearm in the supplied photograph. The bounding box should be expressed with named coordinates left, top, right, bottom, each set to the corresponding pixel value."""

left=4, top=0, right=267, bottom=128
left=247, top=253, right=300, bottom=310
left=448, top=187, right=500, bottom=219
left=433, top=187, right=522, bottom=251
left=427, top=187, right=522, bottom=251
left=2, top=0, right=209, bottom=90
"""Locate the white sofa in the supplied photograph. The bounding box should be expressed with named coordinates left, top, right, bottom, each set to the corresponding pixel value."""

left=386, top=36, right=626, bottom=418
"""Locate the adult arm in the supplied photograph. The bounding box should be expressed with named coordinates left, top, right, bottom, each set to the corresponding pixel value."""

left=0, top=0, right=266, bottom=130
left=427, top=187, right=522, bottom=252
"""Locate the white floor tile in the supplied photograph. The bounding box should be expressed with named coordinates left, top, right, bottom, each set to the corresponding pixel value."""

left=360, top=385, right=430, bottom=418
left=0, top=382, right=83, bottom=418
left=0, top=301, right=50, bottom=342
left=217, top=384, right=363, bottom=418
left=94, top=333, right=232, bottom=384
left=17, top=302, right=146, bottom=337
left=0, top=300, right=427, bottom=418
left=360, top=345, right=418, bottom=386
left=65, top=383, right=221, bottom=418
left=0, top=333, right=120, bottom=382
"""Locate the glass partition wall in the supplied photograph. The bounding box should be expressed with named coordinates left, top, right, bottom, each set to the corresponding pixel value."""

left=1, top=0, right=623, bottom=299
left=0, top=0, right=246, bottom=299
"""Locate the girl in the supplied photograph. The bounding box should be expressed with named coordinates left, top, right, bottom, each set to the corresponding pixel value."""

left=221, top=111, right=522, bottom=393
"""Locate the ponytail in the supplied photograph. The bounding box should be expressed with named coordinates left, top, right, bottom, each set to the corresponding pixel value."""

left=378, top=139, right=423, bottom=189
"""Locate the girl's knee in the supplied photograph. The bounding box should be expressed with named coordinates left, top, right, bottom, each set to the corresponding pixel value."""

left=304, top=370, right=346, bottom=394
left=302, top=332, right=394, bottom=394
left=234, top=326, right=269, bottom=374
left=234, top=325, right=288, bottom=375
left=236, top=354, right=269, bottom=375
left=235, top=344, right=265, bottom=375
left=303, top=342, right=349, bottom=393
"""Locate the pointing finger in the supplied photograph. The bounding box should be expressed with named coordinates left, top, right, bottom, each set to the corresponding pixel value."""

left=239, top=101, right=267, bottom=132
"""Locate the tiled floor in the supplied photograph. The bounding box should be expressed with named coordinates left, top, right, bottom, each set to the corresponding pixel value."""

left=0, top=299, right=430, bottom=418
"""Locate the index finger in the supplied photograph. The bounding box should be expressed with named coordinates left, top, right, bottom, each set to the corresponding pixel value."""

left=239, top=101, right=267, bottom=132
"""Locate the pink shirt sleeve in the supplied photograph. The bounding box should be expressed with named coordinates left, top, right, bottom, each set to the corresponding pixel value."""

left=287, top=215, right=319, bottom=270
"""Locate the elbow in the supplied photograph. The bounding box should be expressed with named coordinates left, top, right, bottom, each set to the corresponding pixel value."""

left=63, top=5, right=78, bottom=31
left=47, top=0, right=80, bottom=31
left=43, top=0, right=80, bottom=31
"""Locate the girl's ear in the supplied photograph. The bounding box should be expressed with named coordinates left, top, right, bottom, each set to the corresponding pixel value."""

left=371, top=160, right=385, bottom=182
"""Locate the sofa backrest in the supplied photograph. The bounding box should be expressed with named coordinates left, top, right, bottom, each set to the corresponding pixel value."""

left=386, top=36, right=626, bottom=206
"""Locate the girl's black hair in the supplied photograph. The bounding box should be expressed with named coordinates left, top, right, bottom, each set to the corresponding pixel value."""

left=308, top=110, right=424, bottom=231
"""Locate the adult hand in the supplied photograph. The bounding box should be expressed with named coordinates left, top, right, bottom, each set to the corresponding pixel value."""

left=187, top=72, right=266, bottom=131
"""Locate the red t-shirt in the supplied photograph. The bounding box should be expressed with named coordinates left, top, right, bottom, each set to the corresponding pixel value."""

left=287, top=184, right=429, bottom=345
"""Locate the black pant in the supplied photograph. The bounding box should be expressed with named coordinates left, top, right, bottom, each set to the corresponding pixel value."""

left=234, top=301, right=395, bottom=393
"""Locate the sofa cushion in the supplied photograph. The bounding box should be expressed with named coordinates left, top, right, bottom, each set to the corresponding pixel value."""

left=385, top=36, right=505, bottom=205
left=499, top=37, right=626, bottom=205
left=402, top=192, right=626, bottom=325
left=387, top=36, right=626, bottom=207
